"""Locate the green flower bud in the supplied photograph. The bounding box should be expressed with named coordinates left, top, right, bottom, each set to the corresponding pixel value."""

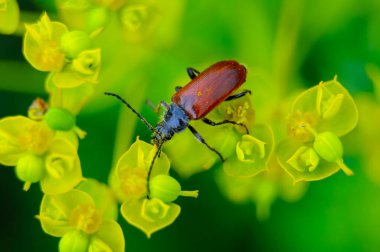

left=149, top=175, right=198, bottom=203
left=149, top=175, right=181, bottom=203
left=313, top=131, right=353, bottom=176
left=0, top=0, right=19, bottom=35
left=45, top=108, right=76, bottom=131
left=15, top=154, right=45, bottom=183
left=313, top=131, right=342, bottom=162
left=60, top=31, right=91, bottom=59
left=86, top=7, right=109, bottom=32
left=59, top=230, right=89, bottom=252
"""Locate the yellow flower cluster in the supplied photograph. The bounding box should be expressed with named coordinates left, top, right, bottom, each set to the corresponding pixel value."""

left=0, top=12, right=124, bottom=251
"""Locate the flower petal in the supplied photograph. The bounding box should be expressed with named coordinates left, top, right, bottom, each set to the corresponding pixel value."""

left=41, top=138, right=82, bottom=195
left=39, top=189, right=94, bottom=237
left=116, top=138, right=170, bottom=200
left=77, top=179, right=118, bottom=221
left=121, top=198, right=180, bottom=238
left=89, top=220, right=125, bottom=252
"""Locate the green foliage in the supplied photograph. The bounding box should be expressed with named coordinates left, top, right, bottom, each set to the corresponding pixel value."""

left=1, top=0, right=377, bottom=251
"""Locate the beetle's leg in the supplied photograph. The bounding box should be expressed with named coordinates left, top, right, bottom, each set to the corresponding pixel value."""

left=146, top=100, right=169, bottom=114
left=202, top=118, right=249, bottom=135
left=175, top=86, right=182, bottom=92
left=146, top=143, right=163, bottom=199
left=187, top=67, right=200, bottom=79
left=225, top=90, right=252, bottom=101
left=187, top=125, right=225, bottom=162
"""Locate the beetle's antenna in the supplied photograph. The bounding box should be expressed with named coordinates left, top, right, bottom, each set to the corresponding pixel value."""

left=146, top=143, right=163, bottom=199
left=105, top=92, right=155, bottom=131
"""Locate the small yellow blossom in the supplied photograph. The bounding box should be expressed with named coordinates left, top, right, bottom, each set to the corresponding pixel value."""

left=23, top=13, right=68, bottom=71
left=39, top=183, right=124, bottom=252
left=0, top=116, right=82, bottom=194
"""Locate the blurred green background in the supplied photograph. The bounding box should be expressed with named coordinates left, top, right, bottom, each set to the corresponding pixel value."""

left=1, top=0, right=380, bottom=251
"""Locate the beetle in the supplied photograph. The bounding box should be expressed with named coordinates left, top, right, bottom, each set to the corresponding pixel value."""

left=105, top=60, right=251, bottom=197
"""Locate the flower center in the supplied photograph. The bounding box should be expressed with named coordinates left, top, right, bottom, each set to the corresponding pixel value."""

left=287, top=111, right=317, bottom=142
left=45, top=154, right=75, bottom=179
left=119, top=167, right=147, bottom=198
left=69, top=204, right=102, bottom=234
left=141, top=198, right=170, bottom=222
left=18, top=123, right=53, bottom=155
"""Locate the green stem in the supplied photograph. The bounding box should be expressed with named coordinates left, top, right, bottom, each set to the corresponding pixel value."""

left=272, top=0, right=303, bottom=95
left=179, top=190, right=199, bottom=198
left=336, top=159, right=354, bottom=176
left=74, top=126, right=87, bottom=139
left=23, top=181, right=31, bottom=191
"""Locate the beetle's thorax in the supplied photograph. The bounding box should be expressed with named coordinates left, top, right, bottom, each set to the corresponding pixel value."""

left=153, top=103, right=189, bottom=145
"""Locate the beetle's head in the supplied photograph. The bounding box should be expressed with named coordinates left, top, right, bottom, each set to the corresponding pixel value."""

left=152, top=122, right=173, bottom=146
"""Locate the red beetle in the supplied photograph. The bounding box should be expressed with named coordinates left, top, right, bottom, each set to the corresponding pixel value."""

left=105, top=60, right=250, bottom=195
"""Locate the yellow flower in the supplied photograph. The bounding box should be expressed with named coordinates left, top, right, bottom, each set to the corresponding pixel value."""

left=23, top=13, right=68, bottom=71
left=223, top=124, right=274, bottom=178
left=52, top=48, right=102, bottom=88
left=113, top=138, right=194, bottom=237
left=0, top=116, right=82, bottom=194
left=115, top=138, right=170, bottom=200
left=38, top=181, right=124, bottom=252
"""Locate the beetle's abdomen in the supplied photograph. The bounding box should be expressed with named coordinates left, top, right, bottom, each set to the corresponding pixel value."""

left=171, top=60, right=247, bottom=119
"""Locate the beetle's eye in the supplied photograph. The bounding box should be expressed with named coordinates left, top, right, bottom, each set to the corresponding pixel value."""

left=165, top=111, right=172, bottom=120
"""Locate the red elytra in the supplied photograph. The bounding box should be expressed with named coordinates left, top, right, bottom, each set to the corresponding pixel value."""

left=172, top=60, right=247, bottom=119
